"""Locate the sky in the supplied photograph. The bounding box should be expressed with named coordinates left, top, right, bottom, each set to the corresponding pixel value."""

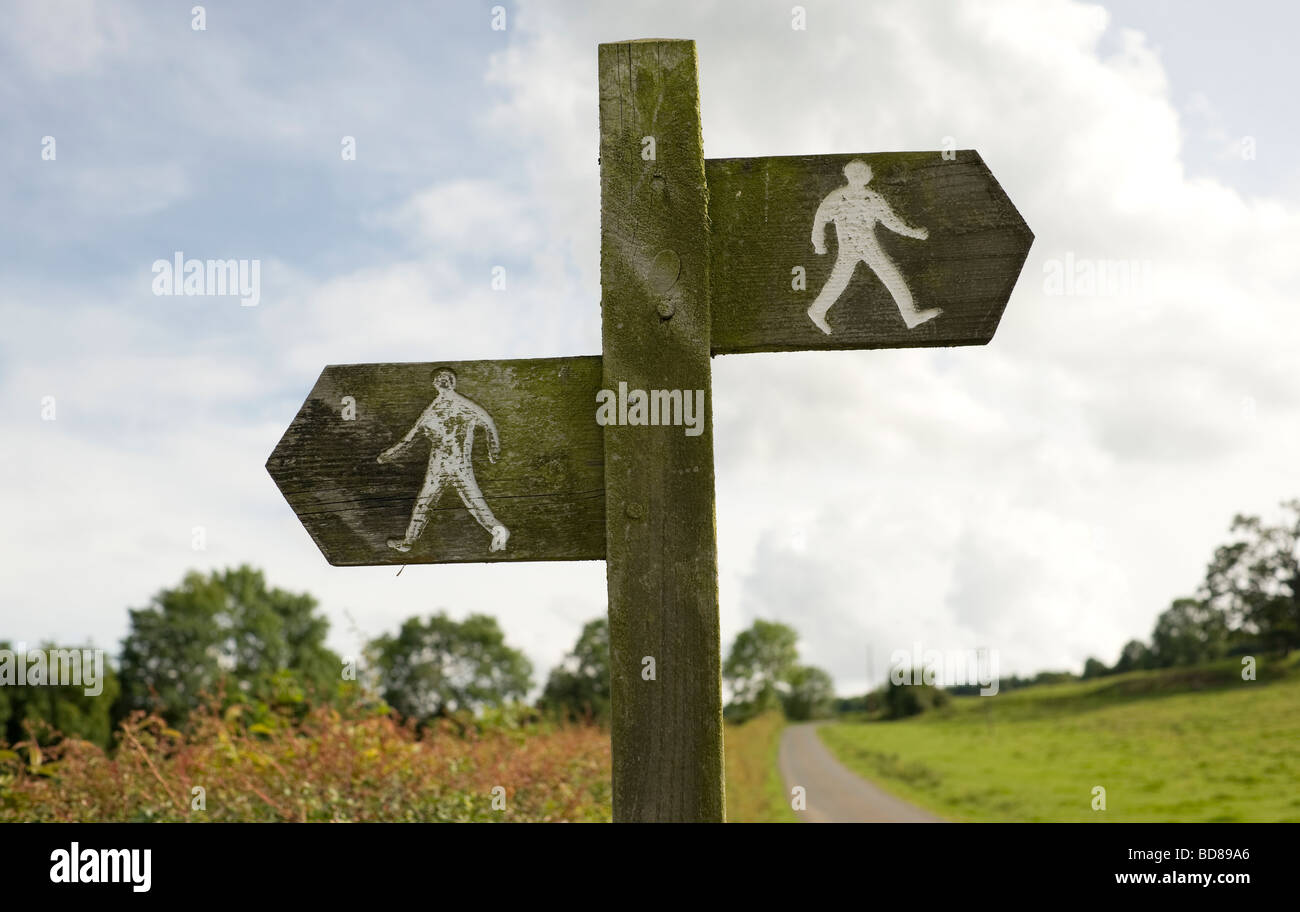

left=2, top=0, right=1298, bottom=697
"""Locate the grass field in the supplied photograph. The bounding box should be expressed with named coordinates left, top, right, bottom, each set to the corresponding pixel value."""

left=819, top=655, right=1300, bottom=822
left=724, top=711, right=799, bottom=823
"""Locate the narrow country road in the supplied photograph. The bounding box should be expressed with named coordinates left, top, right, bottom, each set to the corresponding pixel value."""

left=778, top=723, right=944, bottom=823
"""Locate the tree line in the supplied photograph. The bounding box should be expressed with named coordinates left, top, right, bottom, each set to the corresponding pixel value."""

left=1081, top=498, right=1300, bottom=678
left=1, top=566, right=834, bottom=749
left=16, top=497, right=1287, bottom=746
left=938, top=500, right=1300, bottom=701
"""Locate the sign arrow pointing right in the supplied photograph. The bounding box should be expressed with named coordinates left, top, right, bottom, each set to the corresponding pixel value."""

left=707, top=150, right=1034, bottom=355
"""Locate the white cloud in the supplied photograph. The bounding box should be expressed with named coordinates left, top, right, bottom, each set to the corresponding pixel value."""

left=374, top=180, right=541, bottom=256
left=5, top=0, right=132, bottom=78
left=486, top=0, right=1300, bottom=685
left=5, top=0, right=1300, bottom=699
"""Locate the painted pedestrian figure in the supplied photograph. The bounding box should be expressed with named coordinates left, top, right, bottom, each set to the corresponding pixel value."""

left=378, top=368, right=509, bottom=553
left=807, top=159, right=941, bottom=334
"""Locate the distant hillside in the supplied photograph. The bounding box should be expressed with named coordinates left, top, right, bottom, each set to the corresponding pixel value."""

left=819, top=654, right=1299, bottom=822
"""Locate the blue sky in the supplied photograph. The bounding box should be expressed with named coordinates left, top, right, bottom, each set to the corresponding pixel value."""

left=3, top=0, right=1299, bottom=696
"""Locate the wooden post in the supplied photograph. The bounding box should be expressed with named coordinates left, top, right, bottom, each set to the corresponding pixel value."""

left=598, top=39, right=724, bottom=822
left=269, top=37, right=1033, bottom=825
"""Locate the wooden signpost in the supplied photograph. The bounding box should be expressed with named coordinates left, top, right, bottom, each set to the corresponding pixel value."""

left=267, top=39, right=1032, bottom=823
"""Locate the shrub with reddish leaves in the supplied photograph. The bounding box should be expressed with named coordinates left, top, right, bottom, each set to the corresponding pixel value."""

left=0, top=703, right=611, bottom=823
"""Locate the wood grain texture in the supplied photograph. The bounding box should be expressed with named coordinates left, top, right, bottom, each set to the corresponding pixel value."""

left=707, top=151, right=1033, bottom=354
left=265, top=357, right=605, bottom=566
left=599, top=39, right=725, bottom=822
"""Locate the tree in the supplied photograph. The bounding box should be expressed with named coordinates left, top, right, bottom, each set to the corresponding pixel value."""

left=116, top=566, right=340, bottom=725
left=781, top=665, right=834, bottom=721
left=880, top=676, right=948, bottom=719
left=1111, top=638, right=1154, bottom=674
left=723, top=620, right=799, bottom=718
left=1150, top=598, right=1228, bottom=667
left=1081, top=656, right=1109, bottom=679
left=1202, top=501, right=1300, bottom=654
left=1032, top=670, right=1077, bottom=686
left=0, top=643, right=121, bottom=748
left=539, top=618, right=610, bottom=723
left=370, top=613, right=532, bottom=725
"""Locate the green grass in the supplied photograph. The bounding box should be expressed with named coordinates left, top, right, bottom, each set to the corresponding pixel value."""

left=725, top=711, right=799, bottom=823
left=819, top=655, right=1300, bottom=822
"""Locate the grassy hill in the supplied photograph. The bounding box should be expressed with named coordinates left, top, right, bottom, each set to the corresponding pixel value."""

left=818, top=654, right=1300, bottom=822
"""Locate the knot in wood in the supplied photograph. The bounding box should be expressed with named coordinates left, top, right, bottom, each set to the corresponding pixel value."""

left=648, top=249, right=680, bottom=294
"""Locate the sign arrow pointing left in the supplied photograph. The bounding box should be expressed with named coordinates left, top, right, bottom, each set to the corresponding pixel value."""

left=266, top=356, right=606, bottom=566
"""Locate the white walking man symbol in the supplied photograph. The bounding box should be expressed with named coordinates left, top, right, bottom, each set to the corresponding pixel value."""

left=378, top=368, right=510, bottom=554
left=807, top=159, right=942, bottom=335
